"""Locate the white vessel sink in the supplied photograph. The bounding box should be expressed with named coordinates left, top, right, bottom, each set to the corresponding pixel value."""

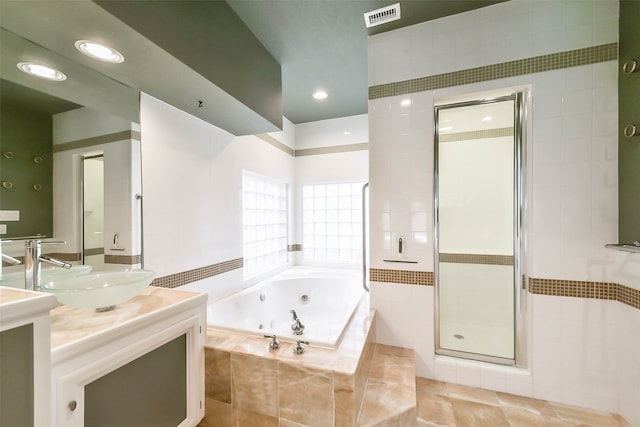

left=41, top=270, right=156, bottom=310
left=0, top=265, right=93, bottom=289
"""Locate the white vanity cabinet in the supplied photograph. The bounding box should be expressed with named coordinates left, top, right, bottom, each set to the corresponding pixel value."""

left=49, top=288, right=207, bottom=427
left=0, top=287, right=58, bottom=427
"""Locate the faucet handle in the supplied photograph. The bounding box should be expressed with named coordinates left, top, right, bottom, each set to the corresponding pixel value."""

left=293, top=340, right=309, bottom=355
left=264, top=334, right=280, bottom=350
left=25, top=239, right=66, bottom=249
left=1, top=253, right=22, bottom=265
left=40, top=240, right=67, bottom=245
left=39, top=255, right=72, bottom=269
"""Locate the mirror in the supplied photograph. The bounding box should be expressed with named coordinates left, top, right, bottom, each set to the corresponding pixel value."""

left=618, top=0, right=640, bottom=244
left=0, top=26, right=142, bottom=273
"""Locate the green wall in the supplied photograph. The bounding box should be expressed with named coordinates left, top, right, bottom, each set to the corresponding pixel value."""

left=618, top=0, right=640, bottom=242
left=0, top=103, right=53, bottom=238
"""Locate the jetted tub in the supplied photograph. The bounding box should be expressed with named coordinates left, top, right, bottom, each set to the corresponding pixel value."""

left=207, top=267, right=364, bottom=348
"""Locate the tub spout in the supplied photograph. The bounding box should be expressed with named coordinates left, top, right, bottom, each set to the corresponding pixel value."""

left=290, top=309, right=305, bottom=335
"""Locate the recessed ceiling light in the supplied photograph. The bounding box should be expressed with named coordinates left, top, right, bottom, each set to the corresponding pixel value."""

left=75, top=40, right=124, bottom=63
left=17, top=62, right=66, bottom=81
left=312, top=90, right=328, bottom=100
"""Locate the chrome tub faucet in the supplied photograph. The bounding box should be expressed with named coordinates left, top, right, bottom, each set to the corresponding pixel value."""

left=290, top=309, right=305, bottom=335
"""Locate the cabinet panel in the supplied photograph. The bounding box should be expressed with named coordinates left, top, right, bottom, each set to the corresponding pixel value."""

left=0, top=324, right=34, bottom=427
left=84, top=334, right=187, bottom=427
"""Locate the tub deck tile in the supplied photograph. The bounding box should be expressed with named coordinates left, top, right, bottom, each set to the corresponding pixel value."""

left=357, top=344, right=417, bottom=427
left=279, top=362, right=334, bottom=427
left=230, top=353, right=279, bottom=417
left=204, top=347, right=231, bottom=403
left=203, top=301, right=376, bottom=427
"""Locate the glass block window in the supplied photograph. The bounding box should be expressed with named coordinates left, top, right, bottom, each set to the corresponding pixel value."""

left=242, top=172, right=288, bottom=279
left=302, top=183, right=364, bottom=263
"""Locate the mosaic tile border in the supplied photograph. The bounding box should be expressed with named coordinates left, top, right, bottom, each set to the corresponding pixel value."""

left=53, top=130, right=141, bottom=153
left=83, top=247, right=104, bottom=257
left=47, top=252, right=82, bottom=262
left=439, top=127, right=513, bottom=143
left=369, top=268, right=639, bottom=310
left=370, top=268, right=434, bottom=286
left=104, top=254, right=142, bottom=265
left=1, top=252, right=142, bottom=267
left=151, top=258, right=243, bottom=289
left=369, top=43, right=618, bottom=99
left=439, top=253, right=514, bottom=266
left=287, top=244, right=303, bottom=252
left=529, top=277, right=640, bottom=310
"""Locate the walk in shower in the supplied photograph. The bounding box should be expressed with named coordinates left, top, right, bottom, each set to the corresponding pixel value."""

left=434, top=90, right=528, bottom=366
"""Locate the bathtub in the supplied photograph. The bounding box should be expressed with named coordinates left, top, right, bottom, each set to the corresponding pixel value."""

left=207, top=267, right=364, bottom=348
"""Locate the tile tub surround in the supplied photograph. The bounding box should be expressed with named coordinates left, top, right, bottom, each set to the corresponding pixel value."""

left=200, top=300, right=376, bottom=426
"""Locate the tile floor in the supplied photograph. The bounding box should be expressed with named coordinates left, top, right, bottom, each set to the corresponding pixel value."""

left=416, top=378, right=631, bottom=427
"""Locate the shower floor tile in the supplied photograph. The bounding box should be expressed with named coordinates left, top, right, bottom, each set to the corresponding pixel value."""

left=439, top=321, right=514, bottom=360
left=416, top=378, right=631, bottom=427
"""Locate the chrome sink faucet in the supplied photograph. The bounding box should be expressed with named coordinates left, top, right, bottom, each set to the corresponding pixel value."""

left=24, top=240, right=72, bottom=291
left=290, top=309, right=305, bottom=335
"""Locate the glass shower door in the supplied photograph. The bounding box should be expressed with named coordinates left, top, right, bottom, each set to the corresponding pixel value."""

left=83, top=154, right=105, bottom=269
left=435, top=97, right=519, bottom=363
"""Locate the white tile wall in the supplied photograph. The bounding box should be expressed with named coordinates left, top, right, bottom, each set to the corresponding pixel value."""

left=369, top=0, right=639, bottom=422
left=50, top=107, right=139, bottom=263
left=140, top=94, right=370, bottom=300
left=140, top=93, right=295, bottom=300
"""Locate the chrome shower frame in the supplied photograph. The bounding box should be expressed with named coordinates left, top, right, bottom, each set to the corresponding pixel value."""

left=433, top=89, right=530, bottom=367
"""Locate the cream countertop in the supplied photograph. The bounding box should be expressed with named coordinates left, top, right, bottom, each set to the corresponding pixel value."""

left=0, top=286, right=59, bottom=324
left=50, top=287, right=206, bottom=350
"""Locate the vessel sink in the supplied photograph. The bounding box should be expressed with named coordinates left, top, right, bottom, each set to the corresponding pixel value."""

left=41, top=269, right=155, bottom=310
left=0, top=265, right=93, bottom=289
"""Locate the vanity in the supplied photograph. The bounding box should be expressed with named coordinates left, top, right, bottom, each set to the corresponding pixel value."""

left=0, top=285, right=207, bottom=427
left=0, top=287, right=57, bottom=427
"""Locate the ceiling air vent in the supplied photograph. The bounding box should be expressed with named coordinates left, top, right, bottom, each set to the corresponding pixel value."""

left=364, top=3, right=401, bottom=28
